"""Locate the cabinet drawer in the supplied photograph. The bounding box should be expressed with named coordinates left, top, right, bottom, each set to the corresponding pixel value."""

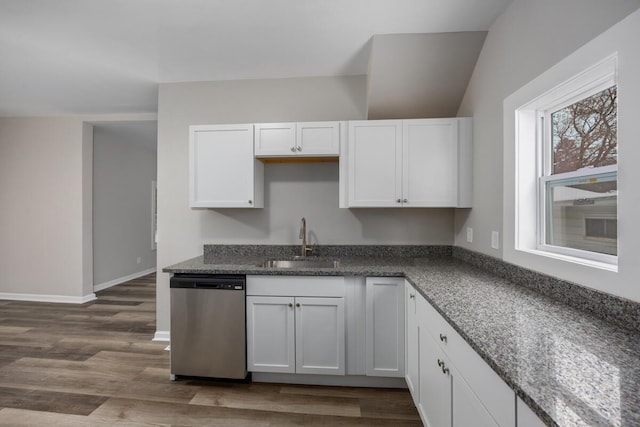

left=247, top=275, right=345, bottom=297
left=416, top=292, right=515, bottom=427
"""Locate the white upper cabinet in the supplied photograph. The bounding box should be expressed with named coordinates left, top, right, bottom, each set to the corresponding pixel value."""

left=403, top=119, right=457, bottom=206
left=297, top=122, right=340, bottom=156
left=343, top=118, right=472, bottom=208
left=254, top=123, right=296, bottom=156
left=255, top=121, right=340, bottom=157
left=189, top=124, right=264, bottom=208
left=347, top=120, right=403, bottom=207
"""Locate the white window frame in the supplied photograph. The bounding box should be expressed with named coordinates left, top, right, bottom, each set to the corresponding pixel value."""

left=513, top=54, right=618, bottom=269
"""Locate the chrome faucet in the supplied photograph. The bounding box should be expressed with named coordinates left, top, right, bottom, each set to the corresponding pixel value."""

left=299, top=217, right=312, bottom=257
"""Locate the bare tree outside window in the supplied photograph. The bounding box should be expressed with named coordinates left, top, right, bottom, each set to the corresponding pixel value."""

left=551, top=86, right=617, bottom=175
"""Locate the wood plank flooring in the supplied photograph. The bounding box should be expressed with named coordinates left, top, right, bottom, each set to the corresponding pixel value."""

left=0, top=274, right=421, bottom=426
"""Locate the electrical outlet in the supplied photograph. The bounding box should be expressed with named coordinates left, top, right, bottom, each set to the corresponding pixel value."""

left=466, top=227, right=473, bottom=243
left=491, top=231, right=500, bottom=249
left=137, top=257, right=141, bottom=264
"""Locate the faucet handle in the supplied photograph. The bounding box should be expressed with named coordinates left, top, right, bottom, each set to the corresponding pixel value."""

left=304, top=245, right=314, bottom=256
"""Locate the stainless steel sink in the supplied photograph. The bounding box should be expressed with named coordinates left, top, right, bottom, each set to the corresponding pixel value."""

left=260, top=259, right=340, bottom=269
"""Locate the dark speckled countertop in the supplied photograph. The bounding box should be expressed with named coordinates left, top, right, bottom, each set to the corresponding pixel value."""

left=164, top=252, right=640, bottom=427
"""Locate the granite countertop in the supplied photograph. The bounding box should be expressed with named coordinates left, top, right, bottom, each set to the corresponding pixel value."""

left=164, top=253, right=640, bottom=427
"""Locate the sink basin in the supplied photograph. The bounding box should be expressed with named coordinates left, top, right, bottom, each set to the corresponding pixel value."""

left=261, top=259, right=340, bottom=269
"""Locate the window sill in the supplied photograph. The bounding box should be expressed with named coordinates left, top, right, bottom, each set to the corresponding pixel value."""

left=517, top=248, right=618, bottom=273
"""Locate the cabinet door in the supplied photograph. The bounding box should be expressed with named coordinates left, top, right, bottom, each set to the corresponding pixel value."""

left=189, top=124, right=262, bottom=208
left=246, top=296, right=295, bottom=373
left=405, top=282, right=420, bottom=401
left=517, top=397, right=546, bottom=427
left=348, top=120, right=403, bottom=207
left=297, top=122, right=340, bottom=156
left=418, top=317, right=452, bottom=427
left=365, top=277, right=405, bottom=377
left=452, top=365, right=500, bottom=427
left=295, top=297, right=345, bottom=375
left=403, top=119, right=457, bottom=207
left=254, top=123, right=296, bottom=156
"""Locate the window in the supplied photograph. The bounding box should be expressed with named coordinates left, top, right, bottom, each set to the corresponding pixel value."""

left=585, top=217, right=617, bottom=239
left=539, top=83, right=618, bottom=261
left=512, top=54, right=618, bottom=268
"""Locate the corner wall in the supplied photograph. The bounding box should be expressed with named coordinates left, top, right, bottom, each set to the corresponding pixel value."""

left=0, top=117, right=92, bottom=301
left=156, top=75, right=455, bottom=335
left=455, top=0, right=640, bottom=301
left=455, top=0, right=640, bottom=256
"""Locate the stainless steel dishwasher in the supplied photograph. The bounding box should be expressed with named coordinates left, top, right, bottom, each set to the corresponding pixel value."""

left=170, top=274, right=247, bottom=380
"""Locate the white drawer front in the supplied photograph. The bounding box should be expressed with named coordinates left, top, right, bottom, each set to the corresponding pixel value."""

left=247, top=275, right=345, bottom=297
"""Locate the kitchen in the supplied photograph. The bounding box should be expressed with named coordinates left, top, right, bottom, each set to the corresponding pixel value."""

left=1, top=1, right=640, bottom=426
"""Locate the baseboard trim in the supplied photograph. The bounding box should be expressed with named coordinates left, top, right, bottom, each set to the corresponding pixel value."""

left=94, top=267, right=156, bottom=292
left=153, top=330, right=170, bottom=342
left=0, top=292, right=97, bottom=304
left=251, top=372, right=408, bottom=388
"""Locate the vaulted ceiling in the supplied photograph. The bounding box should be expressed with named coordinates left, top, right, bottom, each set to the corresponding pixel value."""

left=0, top=0, right=512, bottom=117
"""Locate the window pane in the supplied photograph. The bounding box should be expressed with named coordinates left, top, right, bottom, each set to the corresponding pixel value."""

left=551, top=86, right=617, bottom=174
left=585, top=218, right=605, bottom=237
left=585, top=218, right=617, bottom=239
left=545, top=172, right=617, bottom=255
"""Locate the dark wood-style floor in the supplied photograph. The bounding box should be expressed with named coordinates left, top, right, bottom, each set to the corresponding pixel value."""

left=0, top=273, right=421, bottom=426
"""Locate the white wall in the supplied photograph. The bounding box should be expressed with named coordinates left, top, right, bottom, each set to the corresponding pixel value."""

left=93, top=123, right=157, bottom=287
left=456, top=0, right=640, bottom=302
left=455, top=0, right=640, bottom=256
left=367, top=32, right=486, bottom=119
left=156, top=75, right=455, bottom=335
left=0, top=117, right=93, bottom=301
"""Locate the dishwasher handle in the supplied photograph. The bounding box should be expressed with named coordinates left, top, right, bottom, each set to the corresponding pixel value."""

left=170, top=275, right=245, bottom=290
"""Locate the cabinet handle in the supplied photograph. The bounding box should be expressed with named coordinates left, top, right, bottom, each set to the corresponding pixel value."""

left=248, top=200, right=253, bottom=204
left=296, top=303, right=301, bottom=308
left=396, top=199, right=402, bottom=203
left=288, top=303, right=293, bottom=308
left=409, top=294, right=415, bottom=299
left=290, top=147, right=296, bottom=152
left=296, top=146, right=302, bottom=152
left=403, top=199, right=408, bottom=203
left=442, top=366, right=450, bottom=375
left=439, top=333, right=447, bottom=343
left=437, top=359, right=444, bottom=367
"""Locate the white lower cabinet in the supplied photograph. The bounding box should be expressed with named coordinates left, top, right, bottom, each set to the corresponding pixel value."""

left=408, top=285, right=516, bottom=427
left=246, top=296, right=295, bottom=373
left=405, top=282, right=420, bottom=398
left=451, top=363, right=500, bottom=427
left=365, top=277, right=405, bottom=377
left=517, top=397, right=546, bottom=427
left=295, top=297, right=345, bottom=375
left=247, top=295, right=345, bottom=375
left=246, top=276, right=346, bottom=376
left=418, top=326, right=452, bottom=427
